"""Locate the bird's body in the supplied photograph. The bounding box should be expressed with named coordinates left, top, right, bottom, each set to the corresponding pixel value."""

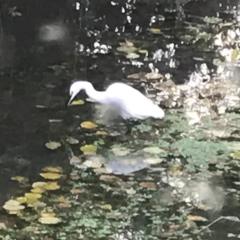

left=68, top=81, right=164, bottom=120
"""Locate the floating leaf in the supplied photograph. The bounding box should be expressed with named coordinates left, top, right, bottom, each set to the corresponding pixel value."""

left=116, top=41, right=137, bottom=54
left=38, top=212, right=61, bottom=225
left=3, top=200, right=25, bottom=214
left=230, top=151, right=240, bottom=160
left=139, top=182, right=157, bottom=190
left=11, top=176, right=28, bottom=184
left=83, top=156, right=103, bottom=169
left=69, top=99, right=85, bottom=106
left=80, top=144, right=97, bottom=155
left=111, top=144, right=131, bottom=156
left=43, top=181, right=60, bottom=191
left=66, top=136, right=79, bottom=144
left=40, top=172, right=62, bottom=180
left=42, top=166, right=63, bottom=173
left=24, top=192, right=42, bottom=204
left=45, top=141, right=62, bottom=150
left=148, top=28, right=161, bottom=34
left=32, top=182, right=47, bottom=188
left=31, top=187, right=46, bottom=194
left=16, top=196, right=27, bottom=204
left=80, top=121, right=98, bottom=129
left=187, top=215, right=208, bottom=222
left=100, top=204, right=112, bottom=211
left=145, top=72, right=163, bottom=80
left=95, top=130, right=108, bottom=136
left=126, top=52, right=140, bottom=59
left=99, top=175, right=122, bottom=184
left=143, top=146, right=164, bottom=154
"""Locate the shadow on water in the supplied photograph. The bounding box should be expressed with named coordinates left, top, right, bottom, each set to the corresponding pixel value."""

left=0, top=0, right=240, bottom=239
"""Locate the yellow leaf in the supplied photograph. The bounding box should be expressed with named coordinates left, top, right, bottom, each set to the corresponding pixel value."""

left=95, top=130, right=108, bottom=136
left=38, top=212, right=61, bottom=225
left=3, top=200, right=25, bottom=214
left=24, top=192, right=42, bottom=204
left=80, top=144, right=97, bottom=155
left=42, top=166, right=63, bottom=173
left=100, top=204, right=112, bottom=211
left=66, top=136, right=79, bottom=144
left=16, top=196, right=27, bottom=204
left=31, top=187, right=46, bottom=194
left=40, top=172, right=62, bottom=180
left=187, top=215, right=208, bottom=222
left=69, top=99, right=85, bottom=106
left=32, top=182, right=47, bottom=188
left=43, top=181, right=60, bottom=191
left=148, top=28, right=161, bottom=34
left=139, top=182, right=157, bottom=190
left=45, top=141, right=62, bottom=150
left=3, top=199, right=25, bottom=212
left=11, top=176, right=28, bottom=184
left=80, top=121, right=98, bottom=129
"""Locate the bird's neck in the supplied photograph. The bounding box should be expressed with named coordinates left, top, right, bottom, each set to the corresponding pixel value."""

left=84, top=85, right=107, bottom=104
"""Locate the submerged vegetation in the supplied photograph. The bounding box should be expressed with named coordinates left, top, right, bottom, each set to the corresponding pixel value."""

left=0, top=0, right=240, bottom=239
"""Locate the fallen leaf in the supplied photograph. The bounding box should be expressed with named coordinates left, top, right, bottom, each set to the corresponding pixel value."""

left=148, top=28, right=161, bottom=34
left=24, top=192, right=42, bottom=204
left=145, top=72, right=163, bottom=80
left=42, top=166, right=63, bottom=173
left=31, top=187, right=46, bottom=194
left=16, top=196, right=27, bottom=204
left=187, top=215, right=208, bottom=222
left=80, top=144, right=97, bottom=155
left=99, top=175, right=122, bottom=184
left=66, top=136, right=79, bottom=144
left=100, top=204, right=112, bottom=211
left=38, top=212, right=61, bottom=225
left=40, top=172, right=62, bottom=180
left=11, top=176, right=28, bottom=184
left=230, top=151, right=240, bottom=160
left=80, top=121, right=98, bottom=129
left=45, top=141, right=62, bottom=150
left=43, top=181, right=60, bottom=191
left=32, top=182, right=47, bottom=188
left=3, top=199, right=25, bottom=214
left=139, top=182, right=157, bottom=190
left=143, top=146, right=164, bottom=154
left=111, top=144, right=131, bottom=156
left=126, top=52, right=140, bottom=59
left=95, top=130, right=108, bottom=136
left=83, top=158, right=103, bottom=169
left=69, top=99, right=85, bottom=106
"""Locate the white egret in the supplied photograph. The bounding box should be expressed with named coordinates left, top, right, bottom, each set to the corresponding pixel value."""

left=68, top=81, right=165, bottom=120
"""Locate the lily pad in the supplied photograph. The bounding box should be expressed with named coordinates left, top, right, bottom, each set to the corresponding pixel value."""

left=45, top=141, right=62, bottom=150
left=80, top=144, right=97, bottom=155
left=42, top=166, right=63, bottom=173
left=40, top=172, right=62, bottom=180
left=80, top=121, right=98, bottom=129
left=38, top=212, right=61, bottom=225
left=69, top=99, right=85, bottom=105
left=3, top=199, right=25, bottom=214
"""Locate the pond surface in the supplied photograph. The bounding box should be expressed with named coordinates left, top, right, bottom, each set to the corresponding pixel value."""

left=0, top=0, right=240, bottom=239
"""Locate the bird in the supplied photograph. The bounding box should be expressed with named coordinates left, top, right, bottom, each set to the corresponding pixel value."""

left=68, top=81, right=165, bottom=120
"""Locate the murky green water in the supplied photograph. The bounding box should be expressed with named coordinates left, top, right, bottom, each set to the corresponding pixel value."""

left=0, top=0, right=240, bottom=239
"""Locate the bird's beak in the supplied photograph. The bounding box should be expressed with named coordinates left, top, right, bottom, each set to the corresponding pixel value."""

left=67, top=93, right=76, bottom=106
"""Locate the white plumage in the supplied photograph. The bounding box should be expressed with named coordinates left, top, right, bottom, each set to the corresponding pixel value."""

left=68, top=81, right=165, bottom=120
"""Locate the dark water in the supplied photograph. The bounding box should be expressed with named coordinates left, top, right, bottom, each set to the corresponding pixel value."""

left=0, top=0, right=240, bottom=239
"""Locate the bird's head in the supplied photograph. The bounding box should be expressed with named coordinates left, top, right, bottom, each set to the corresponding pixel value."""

left=68, top=81, right=91, bottom=105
